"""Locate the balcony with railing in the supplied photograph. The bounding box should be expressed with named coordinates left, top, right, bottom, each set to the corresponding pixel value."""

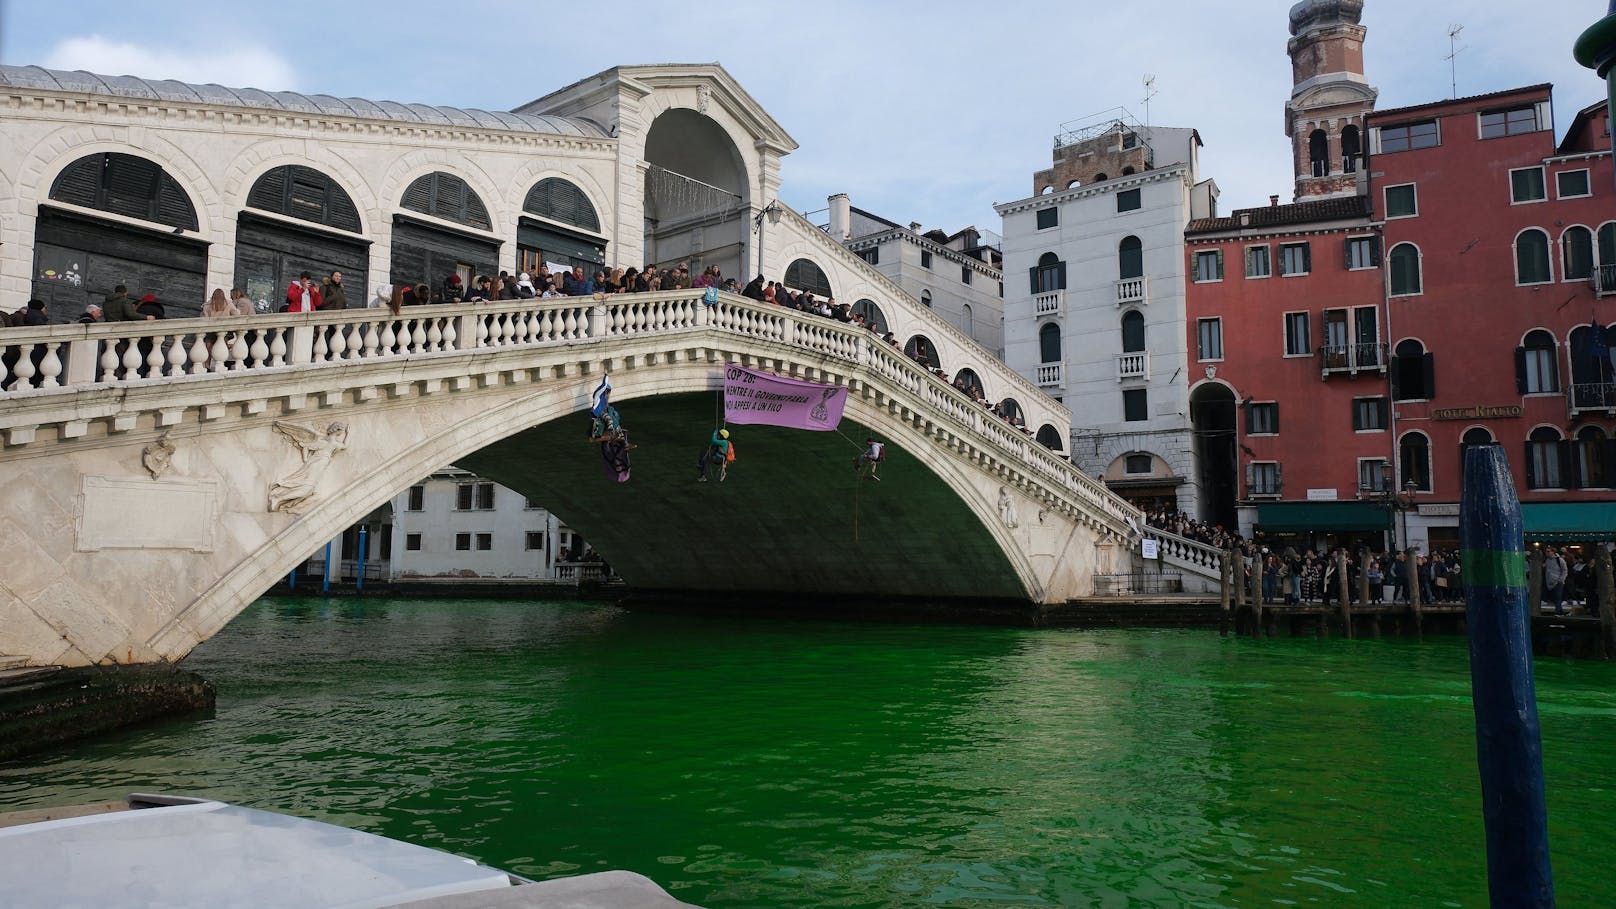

left=1319, top=341, right=1386, bottom=377
left=1034, top=289, right=1064, bottom=317
left=1116, top=352, right=1149, bottom=382
left=1591, top=264, right=1616, bottom=298
left=1116, top=277, right=1148, bottom=306
left=1571, top=381, right=1616, bottom=414
left=1036, top=363, right=1065, bottom=387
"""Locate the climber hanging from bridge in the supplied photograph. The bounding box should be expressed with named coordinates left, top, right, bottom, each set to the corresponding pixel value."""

left=696, top=427, right=732, bottom=483
left=855, top=436, right=886, bottom=481
left=588, top=374, right=633, bottom=482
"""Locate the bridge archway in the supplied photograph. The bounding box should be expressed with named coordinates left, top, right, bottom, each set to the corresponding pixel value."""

left=643, top=108, right=749, bottom=277
left=852, top=298, right=886, bottom=331
left=1036, top=424, right=1065, bottom=452
left=140, top=380, right=1043, bottom=660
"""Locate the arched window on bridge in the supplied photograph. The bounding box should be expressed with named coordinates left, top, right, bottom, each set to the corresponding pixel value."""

left=962, top=303, right=973, bottom=337
left=41, top=152, right=206, bottom=316
left=920, top=289, right=932, bottom=308
left=1039, top=322, right=1062, bottom=364
left=905, top=335, right=941, bottom=370
left=394, top=171, right=499, bottom=292
left=852, top=298, right=886, bottom=332
left=400, top=171, right=492, bottom=230
left=519, top=177, right=606, bottom=275
left=239, top=164, right=369, bottom=315
left=954, top=368, right=984, bottom=398
left=523, top=177, right=600, bottom=233
left=785, top=258, right=833, bottom=298
left=999, top=397, right=1024, bottom=426
left=247, top=165, right=362, bottom=232
left=1036, top=424, right=1066, bottom=452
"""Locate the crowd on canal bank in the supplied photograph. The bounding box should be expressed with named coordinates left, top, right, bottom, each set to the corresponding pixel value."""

left=1144, top=507, right=1611, bottom=613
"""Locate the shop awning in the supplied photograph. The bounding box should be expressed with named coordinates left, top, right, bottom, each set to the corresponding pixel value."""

left=1521, top=502, right=1616, bottom=542
left=1255, top=501, right=1392, bottom=532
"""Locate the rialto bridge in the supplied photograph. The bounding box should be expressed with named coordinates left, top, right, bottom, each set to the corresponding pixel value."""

left=0, top=62, right=1224, bottom=671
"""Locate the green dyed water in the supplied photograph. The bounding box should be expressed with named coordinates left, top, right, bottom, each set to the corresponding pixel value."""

left=4, top=599, right=1614, bottom=907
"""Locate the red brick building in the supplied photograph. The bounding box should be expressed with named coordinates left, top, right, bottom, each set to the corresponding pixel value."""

left=1369, top=90, right=1615, bottom=550
left=1182, top=0, right=1616, bottom=552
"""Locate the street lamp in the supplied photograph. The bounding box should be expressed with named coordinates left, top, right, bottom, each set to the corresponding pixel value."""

left=753, top=200, right=783, bottom=279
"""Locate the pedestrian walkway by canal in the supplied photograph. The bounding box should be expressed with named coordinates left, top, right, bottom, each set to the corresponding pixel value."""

left=3, top=598, right=1614, bottom=907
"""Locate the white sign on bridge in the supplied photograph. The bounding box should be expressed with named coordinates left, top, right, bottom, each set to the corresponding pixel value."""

left=1141, top=538, right=1160, bottom=560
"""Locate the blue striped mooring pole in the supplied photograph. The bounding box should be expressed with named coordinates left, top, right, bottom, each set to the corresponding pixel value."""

left=1460, top=443, right=1554, bottom=907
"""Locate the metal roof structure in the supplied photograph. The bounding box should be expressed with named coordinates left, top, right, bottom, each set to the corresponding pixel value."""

left=0, top=65, right=607, bottom=138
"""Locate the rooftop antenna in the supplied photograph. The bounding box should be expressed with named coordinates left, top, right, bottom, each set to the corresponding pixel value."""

left=1446, top=24, right=1466, bottom=99
left=1142, top=74, right=1158, bottom=131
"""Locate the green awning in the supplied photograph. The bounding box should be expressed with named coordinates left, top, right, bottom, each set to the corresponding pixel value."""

left=1255, top=501, right=1392, bottom=533
left=1521, top=503, right=1616, bottom=542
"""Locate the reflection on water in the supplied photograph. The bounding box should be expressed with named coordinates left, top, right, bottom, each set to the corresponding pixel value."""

left=3, top=598, right=1614, bottom=907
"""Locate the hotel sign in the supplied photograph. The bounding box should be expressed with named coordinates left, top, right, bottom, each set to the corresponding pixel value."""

left=1431, top=405, right=1523, bottom=421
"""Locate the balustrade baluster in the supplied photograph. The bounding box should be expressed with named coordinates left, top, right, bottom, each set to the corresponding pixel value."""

left=475, top=316, right=490, bottom=349
left=330, top=324, right=351, bottom=360
left=563, top=309, right=578, bottom=339
left=145, top=336, right=167, bottom=378
left=7, top=345, right=36, bottom=390
left=188, top=335, right=209, bottom=374
left=379, top=321, right=397, bottom=355
left=410, top=320, right=427, bottom=353
left=312, top=327, right=329, bottom=363
left=229, top=333, right=249, bottom=370
left=269, top=329, right=288, bottom=367
left=37, top=343, right=62, bottom=388
left=100, top=341, right=121, bottom=380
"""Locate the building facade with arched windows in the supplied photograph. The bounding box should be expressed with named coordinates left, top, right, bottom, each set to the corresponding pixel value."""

left=1180, top=0, right=1616, bottom=553
left=998, top=113, right=1217, bottom=516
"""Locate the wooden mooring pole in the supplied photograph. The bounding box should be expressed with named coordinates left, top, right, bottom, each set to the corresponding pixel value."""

left=1219, top=552, right=1232, bottom=637
left=1407, top=547, right=1422, bottom=634
left=1598, top=545, right=1616, bottom=661
left=1459, top=443, right=1554, bottom=906
left=1337, top=549, right=1353, bottom=638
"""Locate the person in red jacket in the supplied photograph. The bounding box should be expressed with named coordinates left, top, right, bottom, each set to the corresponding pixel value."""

left=285, top=272, right=322, bottom=312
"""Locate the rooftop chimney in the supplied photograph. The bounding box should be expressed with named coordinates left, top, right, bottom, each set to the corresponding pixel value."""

left=828, top=193, right=851, bottom=240
left=908, top=221, right=922, bottom=232
left=1270, top=195, right=1280, bottom=207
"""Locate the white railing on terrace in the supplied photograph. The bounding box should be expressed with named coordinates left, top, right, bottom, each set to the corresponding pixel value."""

left=1116, top=352, right=1148, bottom=382
left=0, top=290, right=1144, bottom=539
left=1036, top=363, right=1064, bottom=387
left=1034, top=290, right=1064, bottom=317
left=1116, top=277, right=1147, bottom=306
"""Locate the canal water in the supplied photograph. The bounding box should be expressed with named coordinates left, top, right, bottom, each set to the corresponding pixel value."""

left=4, top=598, right=1614, bottom=908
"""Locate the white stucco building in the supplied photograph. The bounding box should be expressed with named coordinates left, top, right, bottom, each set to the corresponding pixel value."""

left=386, top=469, right=590, bottom=580
left=997, top=115, right=1218, bottom=513
left=825, top=194, right=1005, bottom=358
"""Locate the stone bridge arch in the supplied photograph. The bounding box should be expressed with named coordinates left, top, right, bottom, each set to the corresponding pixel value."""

left=1, top=294, right=1150, bottom=669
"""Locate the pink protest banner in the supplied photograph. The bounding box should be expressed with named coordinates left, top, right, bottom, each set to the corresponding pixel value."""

left=722, top=365, right=847, bottom=430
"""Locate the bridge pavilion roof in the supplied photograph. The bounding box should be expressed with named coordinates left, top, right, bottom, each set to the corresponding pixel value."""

left=0, top=65, right=608, bottom=139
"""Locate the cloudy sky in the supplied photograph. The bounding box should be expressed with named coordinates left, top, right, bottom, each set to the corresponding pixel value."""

left=0, top=1, right=1605, bottom=237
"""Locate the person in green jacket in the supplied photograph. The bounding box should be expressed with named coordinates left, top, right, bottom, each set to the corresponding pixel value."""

left=697, top=428, right=730, bottom=482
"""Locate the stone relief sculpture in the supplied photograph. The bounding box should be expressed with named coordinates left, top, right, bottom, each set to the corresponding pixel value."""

left=998, top=487, right=1019, bottom=529
left=268, top=421, right=348, bottom=514
left=141, top=435, right=176, bottom=480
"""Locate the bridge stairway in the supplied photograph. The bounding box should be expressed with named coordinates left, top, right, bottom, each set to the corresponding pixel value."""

left=1042, top=597, right=1224, bottom=628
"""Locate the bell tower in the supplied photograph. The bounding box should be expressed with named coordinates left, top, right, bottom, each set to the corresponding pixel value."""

left=1286, top=0, right=1378, bottom=200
